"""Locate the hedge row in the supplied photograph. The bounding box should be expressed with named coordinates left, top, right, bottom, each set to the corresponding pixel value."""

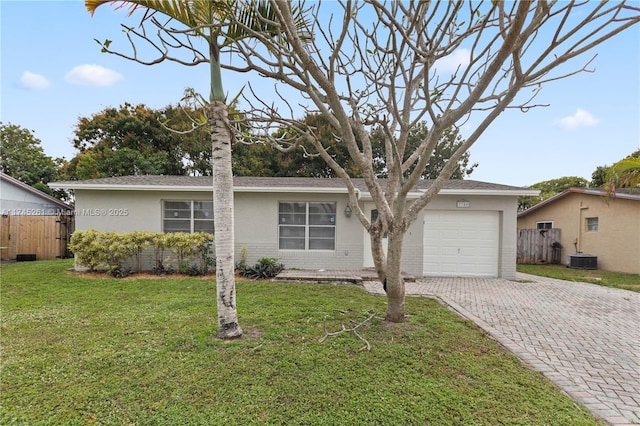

left=69, top=230, right=214, bottom=277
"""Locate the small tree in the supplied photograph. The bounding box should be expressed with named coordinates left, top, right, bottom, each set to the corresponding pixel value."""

left=224, top=1, right=639, bottom=322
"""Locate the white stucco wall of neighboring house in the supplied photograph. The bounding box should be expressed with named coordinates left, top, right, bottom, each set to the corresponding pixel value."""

left=1, top=175, right=69, bottom=215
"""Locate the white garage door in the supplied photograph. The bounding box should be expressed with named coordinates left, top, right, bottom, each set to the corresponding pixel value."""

left=423, top=210, right=499, bottom=277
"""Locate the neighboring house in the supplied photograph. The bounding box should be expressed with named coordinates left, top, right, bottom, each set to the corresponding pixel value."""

left=1, top=172, right=71, bottom=215
left=518, top=187, right=640, bottom=274
left=1, top=172, right=74, bottom=260
left=49, top=175, right=537, bottom=279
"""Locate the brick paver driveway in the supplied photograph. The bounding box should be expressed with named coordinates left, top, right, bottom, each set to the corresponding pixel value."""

left=364, top=274, right=640, bottom=425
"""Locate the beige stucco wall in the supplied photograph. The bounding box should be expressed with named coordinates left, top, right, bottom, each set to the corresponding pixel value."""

left=518, top=193, right=640, bottom=274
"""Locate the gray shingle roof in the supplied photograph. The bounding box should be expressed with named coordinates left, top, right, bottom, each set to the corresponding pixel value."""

left=1, top=172, right=72, bottom=210
left=50, top=174, right=531, bottom=193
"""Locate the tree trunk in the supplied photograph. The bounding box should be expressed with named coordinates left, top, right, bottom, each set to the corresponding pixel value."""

left=370, top=224, right=387, bottom=285
left=384, top=230, right=405, bottom=323
left=210, top=101, right=242, bottom=339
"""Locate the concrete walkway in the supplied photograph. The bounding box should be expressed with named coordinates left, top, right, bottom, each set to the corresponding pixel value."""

left=363, top=274, right=640, bottom=425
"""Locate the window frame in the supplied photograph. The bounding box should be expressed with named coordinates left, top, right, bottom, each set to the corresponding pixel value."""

left=278, top=201, right=336, bottom=251
left=163, top=200, right=214, bottom=234
left=585, top=217, right=599, bottom=232
left=536, top=221, right=554, bottom=230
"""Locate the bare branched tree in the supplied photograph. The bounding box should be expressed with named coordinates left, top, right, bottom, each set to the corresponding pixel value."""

left=223, top=1, right=639, bottom=322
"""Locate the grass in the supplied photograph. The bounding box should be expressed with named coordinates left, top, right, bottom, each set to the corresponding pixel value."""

left=1, top=260, right=604, bottom=426
left=517, top=263, right=640, bottom=292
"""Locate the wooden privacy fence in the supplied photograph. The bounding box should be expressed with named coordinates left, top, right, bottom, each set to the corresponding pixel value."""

left=517, top=228, right=562, bottom=264
left=0, top=214, right=74, bottom=261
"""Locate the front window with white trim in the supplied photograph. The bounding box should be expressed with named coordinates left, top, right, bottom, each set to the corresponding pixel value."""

left=163, top=200, right=214, bottom=234
left=279, top=202, right=336, bottom=250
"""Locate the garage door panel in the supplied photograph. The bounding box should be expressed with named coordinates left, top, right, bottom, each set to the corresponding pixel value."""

left=423, top=210, right=499, bottom=277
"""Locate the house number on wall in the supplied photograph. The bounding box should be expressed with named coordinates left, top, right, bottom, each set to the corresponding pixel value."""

left=456, top=200, right=470, bottom=208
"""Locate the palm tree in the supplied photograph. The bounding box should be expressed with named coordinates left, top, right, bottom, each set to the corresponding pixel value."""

left=604, top=156, right=640, bottom=194
left=85, top=0, right=307, bottom=339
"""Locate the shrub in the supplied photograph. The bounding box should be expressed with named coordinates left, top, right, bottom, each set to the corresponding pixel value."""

left=69, top=230, right=214, bottom=276
left=69, top=229, right=110, bottom=272
left=240, top=257, right=284, bottom=280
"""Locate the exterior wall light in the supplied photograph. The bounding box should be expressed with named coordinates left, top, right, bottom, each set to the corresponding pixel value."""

left=344, top=204, right=353, bottom=217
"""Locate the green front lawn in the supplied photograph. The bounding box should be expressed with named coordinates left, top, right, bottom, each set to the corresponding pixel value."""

left=517, top=264, right=640, bottom=292
left=1, top=260, right=602, bottom=425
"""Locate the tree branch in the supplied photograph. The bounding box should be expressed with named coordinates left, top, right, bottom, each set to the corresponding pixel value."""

left=318, top=312, right=377, bottom=351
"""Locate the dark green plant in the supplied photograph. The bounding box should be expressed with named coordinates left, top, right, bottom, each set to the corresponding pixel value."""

left=107, top=265, right=131, bottom=279
left=240, top=257, right=284, bottom=280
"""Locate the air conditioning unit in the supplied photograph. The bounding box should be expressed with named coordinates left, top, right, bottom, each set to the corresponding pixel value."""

left=567, top=254, right=597, bottom=270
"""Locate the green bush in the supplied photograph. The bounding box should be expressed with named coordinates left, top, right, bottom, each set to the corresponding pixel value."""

left=68, top=229, right=110, bottom=272
left=239, top=257, right=284, bottom=280
left=69, top=230, right=214, bottom=276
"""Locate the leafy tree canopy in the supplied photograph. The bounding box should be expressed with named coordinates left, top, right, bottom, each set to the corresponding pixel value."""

left=519, top=176, right=588, bottom=211
left=0, top=122, right=61, bottom=194
left=520, top=150, right=640, bottom=210
left=60, top=103, right=211, bottom=180
left=591, top=149, right=640, bottom=190
left=234, top=115, right=477, bottom=179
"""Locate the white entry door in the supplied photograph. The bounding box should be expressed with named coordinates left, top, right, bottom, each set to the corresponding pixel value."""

left=363, top=203, right=388, bottom=268
left=423, top=210, right=499, bottom=277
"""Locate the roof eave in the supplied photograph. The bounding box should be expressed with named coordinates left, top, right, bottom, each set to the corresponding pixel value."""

left=49, top=182, right=539, bottom=197
left=437, top=189, right=540, bottom=197
left=49, top=183, right=352, bottom=194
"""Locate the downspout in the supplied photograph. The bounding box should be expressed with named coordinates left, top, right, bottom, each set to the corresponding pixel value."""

left=577, top=202, right=589, bottom=253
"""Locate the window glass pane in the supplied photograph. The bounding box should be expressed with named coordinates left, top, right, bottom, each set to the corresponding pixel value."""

left=164, top=220, right=190, bottom=233
left=279, top=202, right=306, bottom=213
left=279, top=213, right=307, bottom=225
left=536, top=222, right=552, bottom=229
left=279, top=202, right=306, bottom=225
left=309, top=202, right=336, bottom=225
left=309, top=227, right=335, bottom=238
left=309, top=239, right=335, bottom=250
left=193, top=201, right=214, bottom=219
left=194, top=220, right=215, bottom=234
left=165, top=201, right=191, bottom=210
left=279, top=226, right=305, bottom=238
left=586, top=217, right=598, bottom=231
left=279, top=238, right=306, bottom=250
left=279, top=225, right=306, bottom=250
left=309, top=227, right=335, bottom=250
left=164, top=200, right=191, bottom=219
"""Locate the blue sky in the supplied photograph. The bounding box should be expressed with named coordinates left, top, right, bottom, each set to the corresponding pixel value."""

left=1, top=1, right=639, bottom=187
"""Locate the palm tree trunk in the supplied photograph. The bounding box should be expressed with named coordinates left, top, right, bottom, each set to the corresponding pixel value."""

left=210, top=101, right=242, bottom=339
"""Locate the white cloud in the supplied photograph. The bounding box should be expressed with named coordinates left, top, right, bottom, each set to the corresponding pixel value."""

left=556, top=109, right=599, bottom=130
left=435, top=49, right=471, bottom=73
left=64, top=64, right=123, bottom=86
left=20, top=71, right=50, bottom=89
